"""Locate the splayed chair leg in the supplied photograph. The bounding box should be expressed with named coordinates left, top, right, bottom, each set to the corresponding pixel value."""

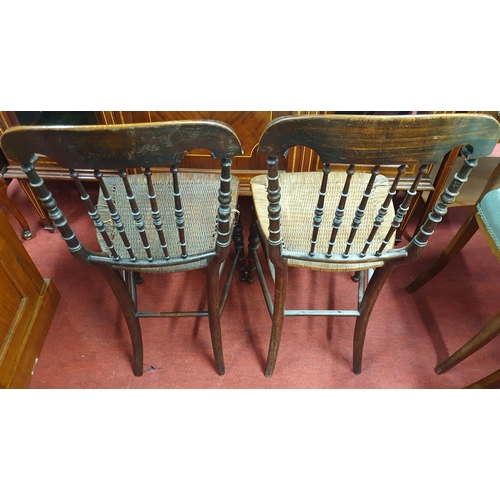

left=406, top=213, right=479, bottom=293
left=352, top=270, right=362, bottom=282
left=207, top=259, right=225, bottom=375
left=101, top=267, right=144, bottom=376
left=0, top=176, right=32, bottom=239
left=464, top=368, right=500, bottom=389
left=265, top=262, right=288, bottom=377
left=232, top=207, right=246, bottom=282
left=245, top=207, right=260, bottom=284
left=435, top=310, right=500, bottom=375
left=353, top=265, right=395, bottom=374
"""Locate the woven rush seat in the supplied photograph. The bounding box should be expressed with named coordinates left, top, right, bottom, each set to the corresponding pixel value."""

left=250, top=171, right=396, bottom=272
left=245, top=113, right=500, bottom=378
left=96, top=172, right=239, bottom=273
left=0, top=119, right=244, bottom=377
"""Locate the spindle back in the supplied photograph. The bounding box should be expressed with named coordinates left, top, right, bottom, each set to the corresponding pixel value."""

left=247, top=113, right=500, bottom=377
left=255, top=113, right=500, bottom=268
left=1, top=120, right=243, bottom=271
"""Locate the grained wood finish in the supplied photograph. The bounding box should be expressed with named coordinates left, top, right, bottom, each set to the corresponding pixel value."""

left=1, top=113, right=269, bottom=226
left=257, top=114, right=498, bottom=163
left=2, top=120, right=243, bottom=167
left=0, top=207, right=60, bottom=388
left=248, top=113, right=500, bottom=377
left=0, top=148, right=32, bottom=239
left=4, top=111, right=494, bottom=236
left=99, top=111, right=270, bottom=157
left=273, top=111, right=498, bottom=239
left=96, top=112, right=274, bottom=188
left=0, top=120, right=243, bottom=377
left=464, top=368, right=500, bottom=389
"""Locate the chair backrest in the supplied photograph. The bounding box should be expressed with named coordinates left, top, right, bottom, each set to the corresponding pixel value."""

left=256, top=113, right=500, bottom=266
left=1, top=120, right=243, bottom=269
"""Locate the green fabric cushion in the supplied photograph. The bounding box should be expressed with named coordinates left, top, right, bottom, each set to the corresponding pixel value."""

left=477, top=188, right=500, bottom=250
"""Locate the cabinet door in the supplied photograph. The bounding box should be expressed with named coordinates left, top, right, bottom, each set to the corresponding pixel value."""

left=0, top=209, right=60, bottom=388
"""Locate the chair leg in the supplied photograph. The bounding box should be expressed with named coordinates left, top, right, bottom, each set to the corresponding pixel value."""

left=232, top=213, right=246, bottom=282
left=435, top=310, right=500, bottom=374
left=206, top=259, right=225, bottom=375
left=352, top=270, right=362, bottom=282
left=101, top=267, right=144, bottom=376
left=464, top=368, right=500, bottom=389
left=406, top=210, right=479, bottom=293
left=265, top=261, right=288, bottom=377
left=245, top=207, right=259, bottom=284
left=0, top=177, right=33, bottom=239
left=353, top=265, right=396, bottom=374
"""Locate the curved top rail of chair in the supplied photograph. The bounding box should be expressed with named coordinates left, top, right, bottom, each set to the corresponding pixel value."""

left=0, top=120, right=244, bottom=167
left=256, top=114, right=500, bottom=164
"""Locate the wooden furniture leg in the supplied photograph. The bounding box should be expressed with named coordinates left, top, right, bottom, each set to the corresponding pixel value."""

left=232, top=208, right=246, bottom=281
left=353, top=264, right=397, bottom=374
left=19, top=179, right=56, bottom=232
left=245, top=206, right=261, bottom=284
left=265, top=261, right=288, bottom=377
left=206, top=258, right=225, bottom=375
left=464, top=368, right=500, bottom=389
left=101, top=267, right=144, bottom=376
left=406, top=211, right=479, bottom=292
left=435, top=310, right=500, bottom=374
left=0, top=176, right=32, bottom=239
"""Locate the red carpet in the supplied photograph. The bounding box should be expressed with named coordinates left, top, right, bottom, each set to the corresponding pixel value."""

left=3, top=178, right=499, bottom=388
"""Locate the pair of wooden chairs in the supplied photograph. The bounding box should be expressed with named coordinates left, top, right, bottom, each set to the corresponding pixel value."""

left=1, top=114, right=499, bottom=380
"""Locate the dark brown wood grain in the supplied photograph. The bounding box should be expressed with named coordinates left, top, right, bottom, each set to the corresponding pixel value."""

left=0, top=208, right=60, bottom=388
left=0, top=120, right=244, bottom=377
left=0, top=162, right=32, bottom=239
left=248, top=113, right=500, bottom=377
left=257, top=114, right=499, bottom=163
left=1, top=120, right=243, bottom=167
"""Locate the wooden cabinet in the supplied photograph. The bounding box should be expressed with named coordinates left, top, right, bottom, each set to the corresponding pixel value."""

left=0, top=111, right=283, bottom=229
left=95, top=111, right=278, bottom=193
left=0, top=207, right=60, bottom=388
left=0, top=111, right=279, bottom=193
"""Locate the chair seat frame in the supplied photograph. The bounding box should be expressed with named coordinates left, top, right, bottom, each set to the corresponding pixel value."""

left=1, top=120, right=244, bottom=377
left=245, top=114, right=500, bottom=377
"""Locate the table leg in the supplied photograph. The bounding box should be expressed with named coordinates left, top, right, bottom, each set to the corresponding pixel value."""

left=0, top=177, right=32, bottom=239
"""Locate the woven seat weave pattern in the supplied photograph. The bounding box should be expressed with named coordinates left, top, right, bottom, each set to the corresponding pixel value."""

left=251, top=171, right=396, bottom=271
left=96, top=172, right=239, bottom=273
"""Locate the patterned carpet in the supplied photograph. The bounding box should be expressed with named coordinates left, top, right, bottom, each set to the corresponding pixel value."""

left=2, top=177, right=500, bottom=389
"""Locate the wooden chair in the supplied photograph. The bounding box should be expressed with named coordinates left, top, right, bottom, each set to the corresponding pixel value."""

left=245, top=114, right=500, bottom=377
left=0, top=120, right=243, bottom=376
left=407, top=160, right=500, bottom=388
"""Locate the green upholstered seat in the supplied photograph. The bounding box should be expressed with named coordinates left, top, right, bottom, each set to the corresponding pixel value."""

left=477, top=187, right=500, bottom=250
